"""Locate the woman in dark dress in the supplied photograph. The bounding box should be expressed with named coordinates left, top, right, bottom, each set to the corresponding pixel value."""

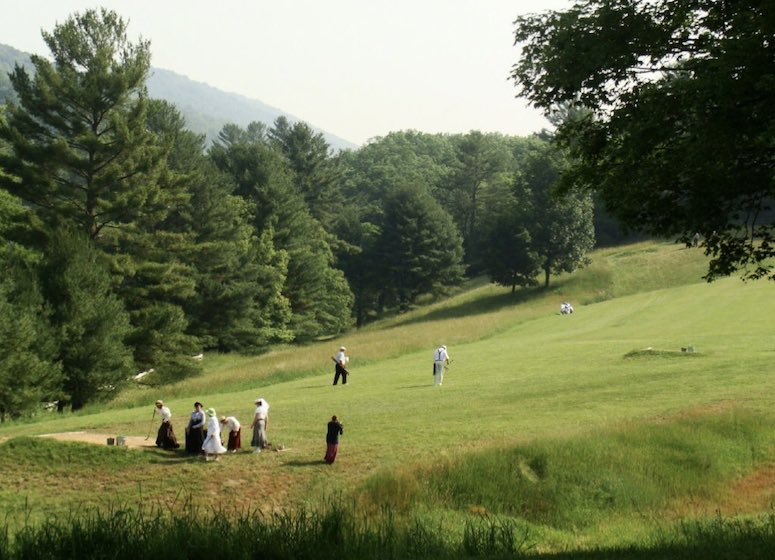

left=324, top=415, right=344, bottom=464
left=185, top=401, right=206, bottom=454
left=154, top=400, right=180, bottom=449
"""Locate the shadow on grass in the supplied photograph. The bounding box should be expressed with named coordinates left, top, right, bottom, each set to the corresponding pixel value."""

left=389, top=285, right=543, bottom=327
left=283, top=459, right=327, bottom=467
left=147, top=449, right=193, bottom=464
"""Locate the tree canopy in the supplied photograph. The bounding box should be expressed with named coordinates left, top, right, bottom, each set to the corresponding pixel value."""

left=0, top=6, right=615, bottom=417
left=512, top=0, right=775, bottom=280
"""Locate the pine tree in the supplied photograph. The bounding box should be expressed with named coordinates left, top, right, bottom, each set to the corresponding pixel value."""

left=0, top=8, right=164, bottom=240
left=147, top=100, right=293, bottom=352
left=0, top=195, right=61, bottom=419
left=210, top=124, right=353, bottom=340
left=372, top=185, right=465, bottom=310
left=39, top=229, right=133, bottom=410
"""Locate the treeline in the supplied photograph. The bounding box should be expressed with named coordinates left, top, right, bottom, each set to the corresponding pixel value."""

left=0, top=9, right=609, bottom=418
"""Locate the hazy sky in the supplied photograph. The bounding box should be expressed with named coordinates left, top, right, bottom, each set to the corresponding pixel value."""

left=1, top=0, right=572, bottom=145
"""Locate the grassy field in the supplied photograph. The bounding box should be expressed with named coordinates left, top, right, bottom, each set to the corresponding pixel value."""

left=2, top=240, right=775, bottom=556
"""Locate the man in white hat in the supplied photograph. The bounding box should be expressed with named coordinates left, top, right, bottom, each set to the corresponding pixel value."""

left=332, top=346, right=349, bottom=385
left=433, top=345, right=450, bottom=386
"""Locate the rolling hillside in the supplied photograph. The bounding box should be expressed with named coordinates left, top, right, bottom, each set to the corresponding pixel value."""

left=1, top=240, right=774, bottom=555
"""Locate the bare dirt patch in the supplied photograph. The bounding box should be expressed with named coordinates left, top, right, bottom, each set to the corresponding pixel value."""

left=37, top=431, right=155, bottom=449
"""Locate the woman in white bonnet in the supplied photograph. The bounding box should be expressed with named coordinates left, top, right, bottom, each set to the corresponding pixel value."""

left=250, top=397, right=270, bottom=453
left=201, top=407, right=227, bottom=461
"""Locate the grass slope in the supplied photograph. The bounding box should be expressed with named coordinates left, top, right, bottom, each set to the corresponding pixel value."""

left=2, top=241, right=774, bottom=552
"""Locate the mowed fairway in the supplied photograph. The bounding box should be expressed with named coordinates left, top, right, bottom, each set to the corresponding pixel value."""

left=1, top=241, right=774, bottom=542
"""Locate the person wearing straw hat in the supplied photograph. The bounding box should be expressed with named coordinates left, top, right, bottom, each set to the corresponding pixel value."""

left=201, top=408, right=227, bottom=461
left=332, top=346, right=349, bottom=385
left=154, top=400, right=180, bottom=449
left=220, top=415, right=242, bottom=453
left=250, top=397, right=270, bottom=453
left=185, top=401, right=206, bottom=455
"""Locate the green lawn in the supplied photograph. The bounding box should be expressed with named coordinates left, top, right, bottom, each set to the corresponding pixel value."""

left=2, top=240, right=774, bottom=554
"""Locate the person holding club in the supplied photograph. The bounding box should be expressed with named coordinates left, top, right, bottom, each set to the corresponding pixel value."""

left=332, top=346, right=349, bottom=385
left=433, top=345, right=451, bottom=386
left=154, top=400, right=180, bottom=449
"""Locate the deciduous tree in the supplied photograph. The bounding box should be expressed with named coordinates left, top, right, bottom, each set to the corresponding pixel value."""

left=514, top=138, right=595, bottom=288
left=512, top=0, right=775, bottom=280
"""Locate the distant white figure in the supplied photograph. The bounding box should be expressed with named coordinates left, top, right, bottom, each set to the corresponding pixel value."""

left=433, top=345, right=450, bottom=386
left=560, top=302, right=574, bottom=315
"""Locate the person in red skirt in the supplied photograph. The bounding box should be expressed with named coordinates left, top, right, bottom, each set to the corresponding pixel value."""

left=324, top=415, right=344, bottom=464
left=219, top=415, right=242, bottom=453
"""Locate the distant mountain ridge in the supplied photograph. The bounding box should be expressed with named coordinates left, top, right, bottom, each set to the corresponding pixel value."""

left=0, top=43, right=359, bottom=152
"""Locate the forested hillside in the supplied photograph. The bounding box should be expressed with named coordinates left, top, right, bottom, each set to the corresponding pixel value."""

left=0, top=8, right=620, bottom=420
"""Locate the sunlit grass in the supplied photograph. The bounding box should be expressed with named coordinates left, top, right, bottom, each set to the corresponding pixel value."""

left=3, top=239, right=775, bottom=554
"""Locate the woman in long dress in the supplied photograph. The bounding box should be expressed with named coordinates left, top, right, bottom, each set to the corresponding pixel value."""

left=250, top=398, right=269, bottom=453
left=201, top=408, right=227, bottom=461
left=324, top=415, right=344, bottom=464
left=220, top=415, right=242, bottom=453
left=154, top=400, right=180, bottom=449
left=185, top=401, right=206, bottom=454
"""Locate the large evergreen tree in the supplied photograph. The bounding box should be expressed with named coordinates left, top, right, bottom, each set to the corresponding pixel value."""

left=372, top=185, right=465, bottom=310
left=0, top=9, right=207, bottom=385
left=210, top=123, right=353, bottom=340
left=39, top=229, right=133, bottom=410
left=0, top=191, right=61, bottom=420
left=148, top=101, right=292, bottom=352
left=269, top=116, right=343, bottom=228
left=0, top=8, right=163, bottom=239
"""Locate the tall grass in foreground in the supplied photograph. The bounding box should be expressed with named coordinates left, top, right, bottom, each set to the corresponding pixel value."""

left=358, top=409, right=775, bottom=532
left=1, top=502, right=774, bottom=560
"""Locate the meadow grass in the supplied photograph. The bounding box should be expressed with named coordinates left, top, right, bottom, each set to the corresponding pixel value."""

left=1, top=240, right=775, bottom=556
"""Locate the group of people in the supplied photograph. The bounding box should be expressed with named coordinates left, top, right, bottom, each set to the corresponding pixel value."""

left=336, top=344, right=453, bottom=388
left=153, top=395, right=345, bottom=464
left=153, top=342, right=461, bottom=464
left=154, top=397, right=269, bottom=461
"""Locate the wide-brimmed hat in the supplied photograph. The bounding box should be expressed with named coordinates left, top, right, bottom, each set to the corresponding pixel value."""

left=219, top=416, right=227, bottom=423
left=155, top=400, right=164, bottom=407
left=339, top=346, right=346, bottom=351
left=194, top=401, right=203, bottom=408
left=206, top=408, right=216, bottom=417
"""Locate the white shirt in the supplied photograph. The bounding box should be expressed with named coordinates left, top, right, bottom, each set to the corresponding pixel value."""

left=335, top=350, right=348, bottom=365
left=158, top=406, right=172, bottom=422
left=222, top=416, right=241, bottom=432
left=434, top=347, right=449, bottom=362
left=254, top=401, right=269, bottom=420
